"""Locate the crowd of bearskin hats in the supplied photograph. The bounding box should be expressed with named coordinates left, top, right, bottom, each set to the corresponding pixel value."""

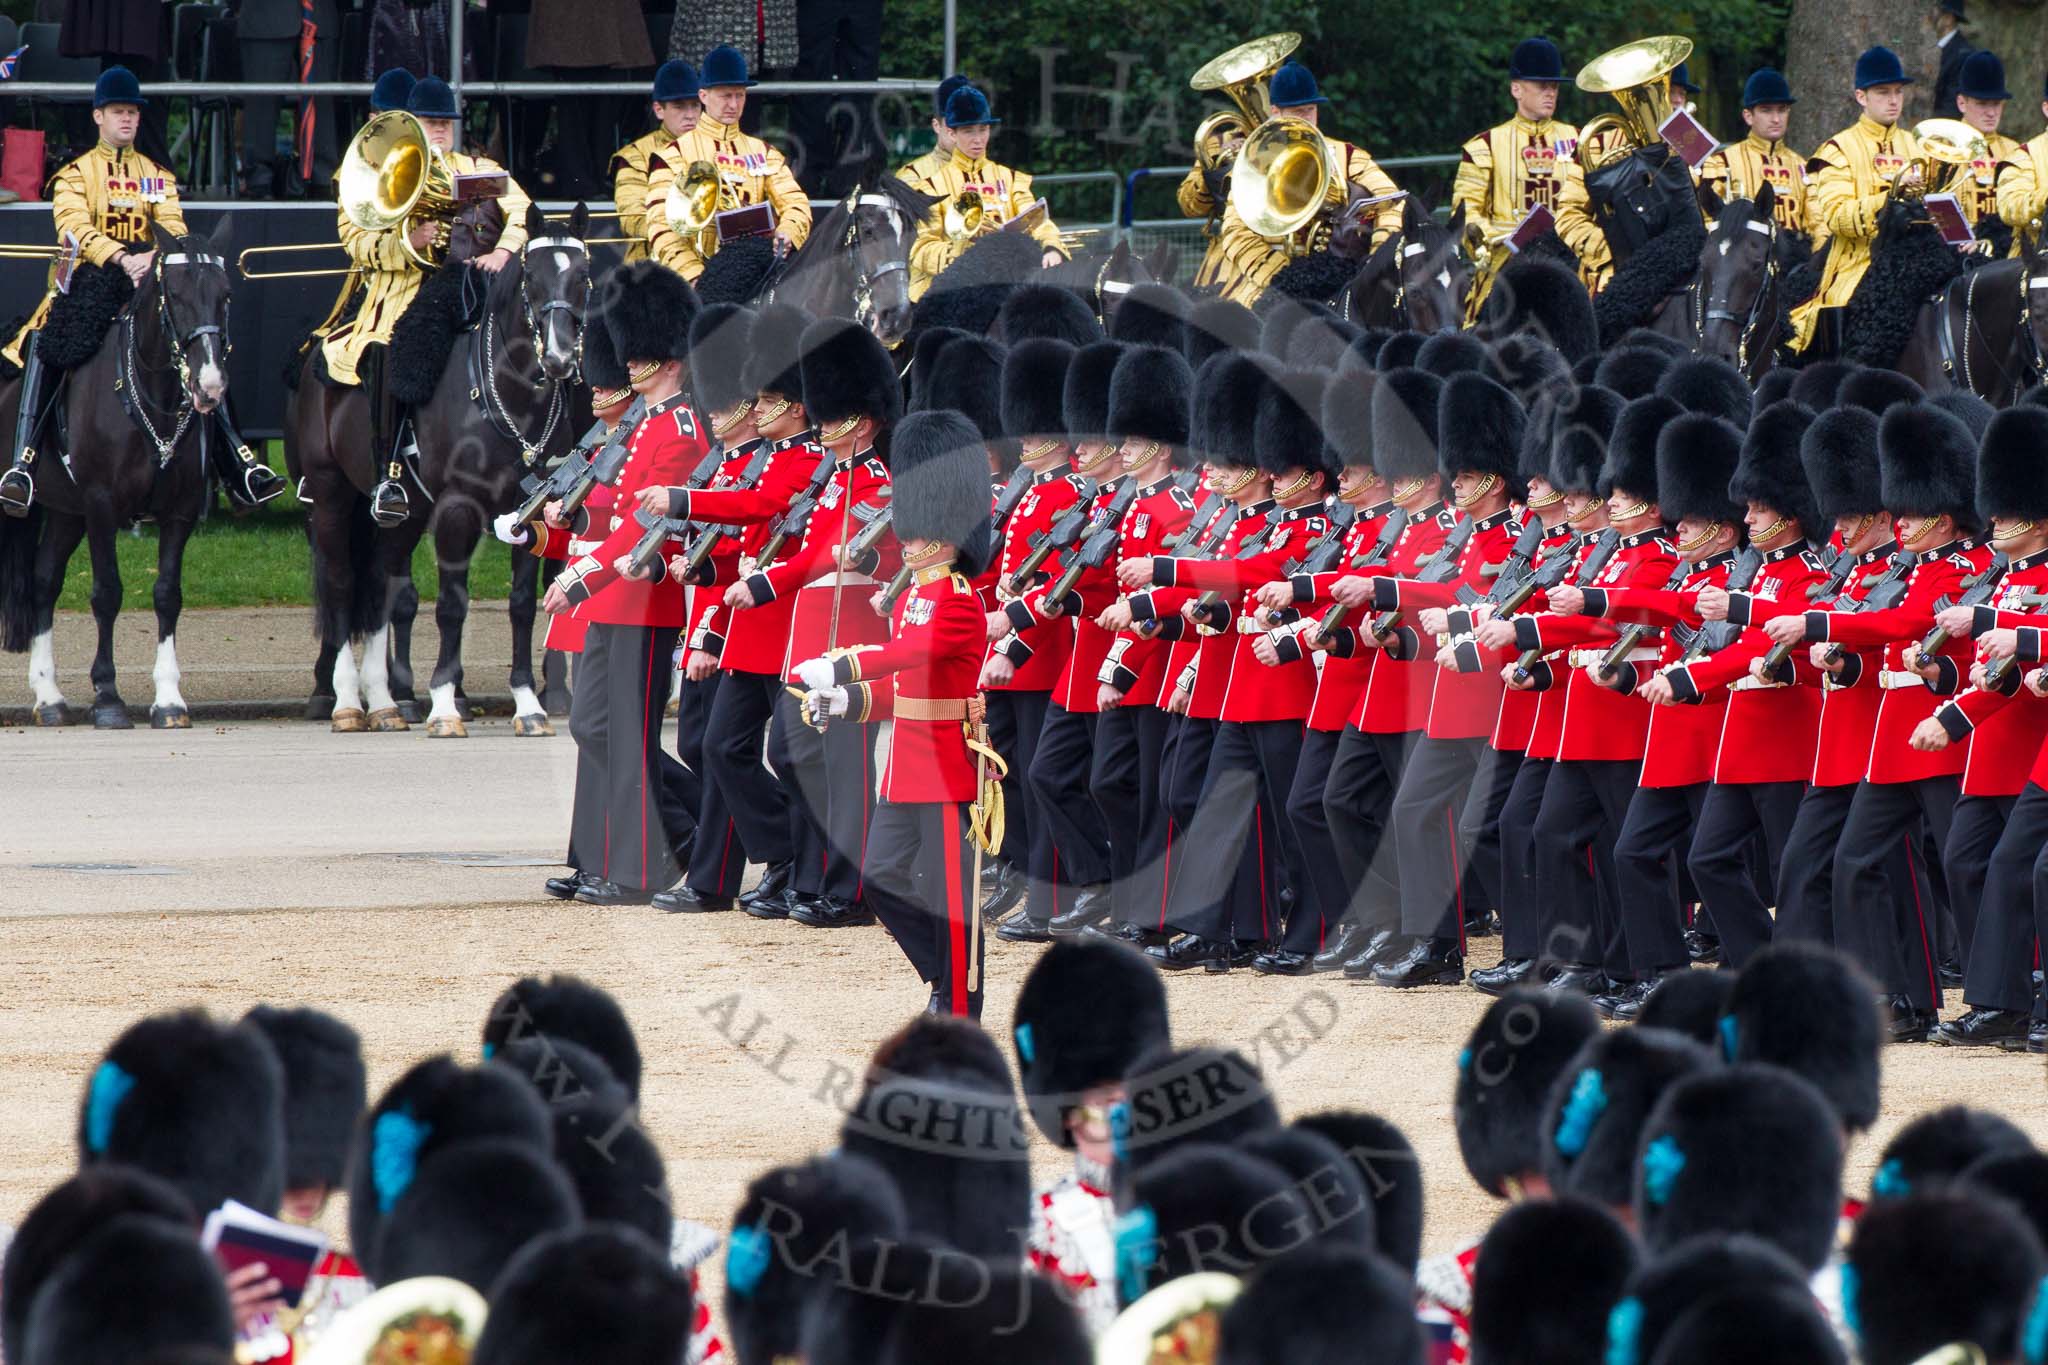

left=4, top=935, right=2048, bottom=1364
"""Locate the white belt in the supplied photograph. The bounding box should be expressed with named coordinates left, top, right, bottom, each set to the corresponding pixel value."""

left=1730, top=675, right=1788, bottom=692
left=802, top=571, right=880, bottom=590
left=1877, top=669, right=1927, bottom=690
left=1235, top=614, right=1268, bottom=635
left=567, top=537, right=602, bottom=556
left=1567, top=647, right=1658, bottom=667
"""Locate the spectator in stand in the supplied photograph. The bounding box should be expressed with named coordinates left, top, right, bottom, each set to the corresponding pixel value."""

left=669, top=0, right=797, bottom=135
left=235, top=0, right=340, bottom=197
left=366, top=0, right=457, bottom=82
left=527, top=0, right=654, bottom=200
left=58, top=0, right=171, bottom=163
left=790, top=0, right=883, bottom=197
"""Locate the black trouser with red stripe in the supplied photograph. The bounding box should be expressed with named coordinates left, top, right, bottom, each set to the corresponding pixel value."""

left=1834, top=776, right=1960, bottom=1011
left=683, top=670, right=749, bottom=898
left=1161, top=717, right=1281, bottom=943
left=1323, top=726, right=1412, bottom=940
left=773, top=691, right=876, bottom=904
left=1688, top=780, right=1804, bottom=971
left=1613, top=783, right=1705, bottom=977
left=1531, top=758, right=1635, bottom=976
left=1030, top=703, right=1113, bottom=889
left=987, top=688, right=1055, bottom=920
left=694, top=670, right=796, bottom=896
left=1391, top=736, right=1492, bottom=946
left=1094, top=703, right=1172, bottom=929
left=1494, top=755, right=1554, bottom=960
left=568, top=623, right=694, bottom=894
left=1961, top=782, right=2048, bottom=1013
left=864, top=798, right=983, bottom=1018
left=1945, top=793, right=2015, bottom=966
left=1462, top=747, right=1523, bottom=924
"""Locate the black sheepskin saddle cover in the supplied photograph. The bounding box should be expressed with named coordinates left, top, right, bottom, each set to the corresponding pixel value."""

left=38, top=262, right=136, bottom=371
left=912, top=231, right=1043, bottom=336
left=389, top=260, right=484, bottom=405
left=1843, top=208, right=1963, bottom=368
left=1595, top=216, right=1706, bottom=347
left=697, top=235, right=778, bottom=305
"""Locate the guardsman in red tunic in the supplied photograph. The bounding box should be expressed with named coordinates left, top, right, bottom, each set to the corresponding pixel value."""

left=1313, top=367, right=1454, bottom=977
left=1643, top=402, right=1827, bottom=978
left=793, top=412, right=1000, bottom=1017
left=648, top=303, right=824, bottom=916
left=981, top=340, right=1089, bottom=942
left=1123, top=367, right=1332, bottom=971
left=1344, top=372, right=1526, bottom=987
left=1762, top=401, right=1995, bottom=1041
left=1569, top=415, right=1746, bottom=1016
left=540, top=261, right=707, bottom=905
left=1930, top=407, right=2048, bottom=1047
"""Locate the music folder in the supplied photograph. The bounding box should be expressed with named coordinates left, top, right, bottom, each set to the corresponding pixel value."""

left=1657, top=108, right=1721, bottom=169
left=1923, top=193, right=1976, bottom=247
left=1507, top=204, right=1555, bottom=253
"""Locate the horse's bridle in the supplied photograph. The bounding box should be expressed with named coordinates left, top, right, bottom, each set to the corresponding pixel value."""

left=470, top=236, right=585, bottom=465
left=2020, top=262, right=2048, bottom=386
left=841, top=193, right=910, bottom=335
left=1690, top=215, right=1778, bottom=375
left=117, top=249, right=230, bottom=461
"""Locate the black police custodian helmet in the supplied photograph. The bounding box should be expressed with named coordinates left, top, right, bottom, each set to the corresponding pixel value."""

left=1011, top=939, right=1169, bottom=1147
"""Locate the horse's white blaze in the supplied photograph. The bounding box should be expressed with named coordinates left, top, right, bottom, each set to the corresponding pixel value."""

left=552, top=251, right=570, bottom=274
left=1435, top=268, right=1451, bottom=290
left=333, top=642, right=363, bottom=713
left=511, top=684, right=544, bottom=717
left=1718, top=238, right=1733, bottom=257
left=428, top=681, right=461, bottom=722
left=197, top=359, right=225, bottom=399
left=361, top=626, right=397, bottom=712
left=28, top=631, right=62, bottom=707
left=151, top=635, right=187, bottom=712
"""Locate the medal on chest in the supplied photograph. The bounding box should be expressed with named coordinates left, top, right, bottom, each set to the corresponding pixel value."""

left=903, top=596, right=936, bottom=626
left=821, top=481, right=843, bottom=510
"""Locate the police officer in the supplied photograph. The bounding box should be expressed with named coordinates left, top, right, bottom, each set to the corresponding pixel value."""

left=908, top=85, right=1069, bottom=298
left=1699, top=69, right=1824, bottom=240
left=612, top=60, right=701, bottom=262
left=1453, top=37, right=1611, bottom=301
left=897, top=74, right=973, bottom=195
left=1, top=67, right=285, bottom=515
left=643, top=45, right=811, bottom=282
left=1789, top=47, right=1922, bottom=355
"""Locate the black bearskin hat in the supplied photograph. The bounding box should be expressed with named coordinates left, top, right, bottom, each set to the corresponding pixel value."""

left=838, top=1017, right=1031, bottom=1260
left=1323, top=352, right=1380, bottom=470
left=1868, top=1105, right=2034, bottom=1203
left=1117, top=1145, right=1308, bottom=1304
left=725, top=1153, right=907, bottom=1365
left=474, top=1226, right=693, bottom=1365
left=1722, top=941, right=1882, bottom=1132
left=1631, top=968, right=1735, bottom=1047
left=1802, top=406, right=1884, bottom=521
left=1117, top=1045, right=1279, bottom=1174
left=923, top=334, right=1005, bottom=442
left=604, top=259, right=697, bottom=363
left=1552, top=386, right=1630, bottom=496
left=1375, top=330, right=1427, bottom=372
left=1751, top=365, right=1796, bottom=412
left=1184, top=296, right=1262, bottom=371
left=242, top=1005, right=365, bottom=1193
left=1063, top=340, right=1123, bottom=443
left=1292, top=1110, right=1426, bottom=1274
left=800, top=317, right=903, bottom=430
left=1656, top=355, right=1750, bottom=424
left=1108, top=344, right=1193, bottom=448
left=1571, top=351, right=1603, bottom=385
left=688, top=302, right=755, bottom=416
left=1730, top=400, right=1821, bottom=532
left=548, top=1087, right=672, bottom=1249
left=1600, top=392, right=1666, bottom=504
left=1438, top=372, right=1526, bottom=497
left=1469, top=1197, right=1639, bottom=1365
left=1633, top=1065, right=1844, bottom=1271
left=1609, top=1234, right=1813, bottom=1365
left=910, top=231, right=1042, bottom=336
left=1371, top=367, right=1443, bottom=484
left=1001, top=338, right=1075, bottom=443
left=1614, top=327, right=1689, bottom=356
left=1540, top=1027, right=1716, bottom=1211
left=743, top=302, right=811, bottom=403
left=1217, top=1246, right=1425, bottom=1365
left=908, top=326, right=971, bottom=412
left=1846, top=1189, right=2047, bottom=1365
left=994, top=282, right=1101, bottom=347
left=1838, top=366, right=1923, bottom=417
left=345, top=1053, right=553, bottom=1275
left=1256, top=295, right=1323, bottom=362
left=1931, top=388, right=1995, bottom=440
left=1479, top=254, right=1599, bottom=361
left=1977, top=407, right=2048, bottom=523
left=1287, top=315, right=1360, bottom=373
left=374, top=1137, right=582, bottom=1291
left=1239, top=1126, right=1375, bottom=1250
left=1197, top=353, right=1271, bottom=465
left=1489, top=334, right=1575, bottom=409
left=1109, top=282, right=1188, bottom=353
left=874, top=1264, right=1092, bottom=1365
left=580, top=281, right=629, bottom=392
left=1258, top=367, right=1330, bottom=479
left=78, top=1008, right=287, bottom=1221
left=1962, top=1151, right=2048, bottom=1251
left=1787, top=358, right=1856, bottom=410
left=1593, top=344, right=1676, bottom=400
left=1454, top=988, right=1600, bottom=1198
left=1880, top=401, right=1978, bottom=523
left=892, top=410, right=997, bottom=560
left=1649, top=1284, right=1848, bottom=1365
left=1655, top=414, right=1743, bottom=526
left=1, top=1168, right=194, bottom=1365
left=17, top=1215, right=234, bottom=1365
left=1011, top=940, right=1169, bottom=1147
left=484, top=974, right=644, bottom=1099
left=488, top=1034, right=627, bottom=1110
left=1417, top=330, right=1494, bottom=380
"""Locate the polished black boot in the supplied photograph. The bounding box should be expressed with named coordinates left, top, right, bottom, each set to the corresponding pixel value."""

left=362, top=346, right=412, bottom=527
left=1469, top=957, right=1540, bottom=997
left=1309, top=922, right=1363, bottom=973
left=738, top=860, right=795, bottom=918
left=1884, top=994, right=1937, bottom=1044
left=209, top=401, right=287, bottom=506
left=995, top=907, right=1053, bottom=943
left=1341, top=928, right=1402, bottom=980
left=1147, top=935, right=1236, bottom=972
left=1, top=332, right=48, bottom=517
left=1048, top=884, right=1113, bottom=937
left=1930, top=1007, right=2032, bottom=1049
left=1545, top=963, right=1610, bottom=997
left=544, top=870, right=591, bottom=900
left=1371, top=938, right=1464, bottom=987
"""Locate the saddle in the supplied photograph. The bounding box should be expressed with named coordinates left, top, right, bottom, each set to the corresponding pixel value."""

left=39, top=262, right=135, bottom=371
left=388, top=259, right=489, bottom=406
left=1592, top=214, right=1708, bottom=348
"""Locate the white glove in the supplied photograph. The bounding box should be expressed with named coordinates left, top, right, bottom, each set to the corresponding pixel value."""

left=492, top=511, right=530, bottom=546
left=805, top=686, right=850, bottom=722
left=793, top=656, right=837, bottom=691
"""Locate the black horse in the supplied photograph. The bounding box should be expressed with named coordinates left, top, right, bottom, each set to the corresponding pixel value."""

left=1339, top=198, right=1472, bottom=332
left=1674, top=185, right=1812, bottom=381
left=1841, top=194, right=1970, bottom=391
left=1920, top=230, right=2048, bottom=406
left=291, top=206, right=588, bottom=736
left=0, top=227, right=234, bottom=728
left=759, top=173, right=930, bottom=347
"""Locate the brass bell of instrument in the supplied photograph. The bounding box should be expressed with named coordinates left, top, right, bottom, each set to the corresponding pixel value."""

left=1189, top=32, right=1298, bottom=173
left=338, top=110, right=458, bottom=269
left=1575, top=35, right=1694, bottom=168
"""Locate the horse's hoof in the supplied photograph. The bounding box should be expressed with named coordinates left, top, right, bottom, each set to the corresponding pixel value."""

left=93, top=703, right=133, bottom=731
left=331, top=708, right=368, bottom=733
left=149, top=706, right=191, bottom=730
left=512, top=712, right=555, bottom=738
left=454, top=694, right=474, bottom=721
left=542, top=688, right=572, bottom=717
left=33, top=702, right=71, bottom=727
left=425, top=715, right=468, bottom=739
left=305, top=693, right=336, bottom=722
left=367, top=707, right=409, bottom=732
left=397, top=700, right=426, bottom=725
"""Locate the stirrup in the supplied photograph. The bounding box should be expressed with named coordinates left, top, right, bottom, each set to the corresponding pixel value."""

left=234, top=456, right=288, bottom=506
left=0, top=462, right=34, bottom=517
left=370, top=475, right=411, bottom=528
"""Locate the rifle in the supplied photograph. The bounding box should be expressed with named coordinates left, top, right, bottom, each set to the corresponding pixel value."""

left=1356, top=515, right=1477, bottom=642
left=1758, top=548, right=1902, bottom=673
left=1043, top=477, right=1145, bottom=609
left=1914, top=554, right=2008, bottom=667
left=990, top=465, right=1037, bottom=532
left=753, top=455, right=842, bottom=569
left=1981, top=591, right=2048, bottom=688
left=609, top=437, right=746, bottom=581
left=1004, top=478, right=1102, bottom=595
left=1465, top=519, right=1552, bottom=618
left=513, top=396, right=651, bottom=525
left=1511, top=529, right=1622, bottom=684
left=1664, top=545, right=1766, bottom=668
left=671, top=442, right=780, bottom=584
left=1594, top=557, right=1696, bottom=678
left=1188, top=505, right=1289, bottom=631
left=1301, top=508, right=1412, bottom=636
left=1812, top=551, right=1916, bottom=668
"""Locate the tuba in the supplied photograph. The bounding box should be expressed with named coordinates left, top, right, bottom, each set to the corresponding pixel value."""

left=1575, top=35, right=1693, bottom=169
left=664, top=159, right=738, bottom=260
left=1189, top=32, right=1298, bottom=174
left=1905, top=118, right=1990, bottom=198
left=338, top=111, right=458, bottom=269
left=1229, top=115, right=1342, bottom=256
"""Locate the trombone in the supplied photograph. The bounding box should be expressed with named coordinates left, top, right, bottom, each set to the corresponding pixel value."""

left=0, top=244, right=64, bottom=259
left=237, top=243, right=359, bottom=281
